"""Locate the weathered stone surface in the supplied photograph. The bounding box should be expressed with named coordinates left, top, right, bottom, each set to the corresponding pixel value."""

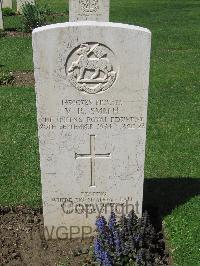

left=69, top=0, right=109, bottom=22
left=33, top=21, right=151, bottom=239
left=17, top=0, right=35, bottom=13
left=0, top=2, right=3, bottom=30
left=2, top=0, right=12, bottom=9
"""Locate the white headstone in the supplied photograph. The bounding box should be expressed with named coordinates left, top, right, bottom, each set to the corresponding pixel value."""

left=33, top=21, right=151, bottom=239
left=0, top=2, right=3, bottom=30
left=33, top=22, right=151, bottom=238
left=2, top=0, right=12, bottom=9
left=69, top=0, right=110, bottom=22
left=17, top=0, right=35, bottom=13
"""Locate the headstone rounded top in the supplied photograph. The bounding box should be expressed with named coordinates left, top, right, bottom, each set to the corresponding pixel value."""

left=32, top=21, right=151, bottom=35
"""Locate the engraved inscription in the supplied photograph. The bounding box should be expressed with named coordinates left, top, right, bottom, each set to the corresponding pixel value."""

left=79, top=0, right=99, bottom=14
left=65, top=43, right=118, bottom=94
left=75, top=135, right=111, bottom=187
left=38, top=98, right=145, bottom=131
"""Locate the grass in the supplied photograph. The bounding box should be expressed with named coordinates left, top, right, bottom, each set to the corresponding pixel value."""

left=0, top=0, right=200, bottom=265
left=165, top=197, right=200, bottom=265
left=3, top=13, right=68, bottom=32
left=39, top=0, right=69, bottom=13
left=3, top=15, right=23, bottom=31
left=146, top=49, right=200, bottom=178
left=0, top=87, right=41, bottom=206
left=0, top=37, right=33, bottom=71
left=3, top=0, right=68, bottom=31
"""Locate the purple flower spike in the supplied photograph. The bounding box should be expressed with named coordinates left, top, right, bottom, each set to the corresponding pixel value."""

left=103, top=251, right=113, bottom=266
left=95, top=216, right=107, bottom=234
left=108, top=212, right=116, bottom=231
left=94, top=237, right=104, bottom=263
left=113, top=230, right=122, bottom=256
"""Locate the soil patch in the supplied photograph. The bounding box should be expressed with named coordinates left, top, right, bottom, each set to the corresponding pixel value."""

left=0, top=206, right=93, bottom=266
left=5, top=31, right=31, bottom=37
left=0, top=71, right=34, bottom=87
left=0, top=207, right=171, bottom=266
left=12, top=71, right=35, bottom=87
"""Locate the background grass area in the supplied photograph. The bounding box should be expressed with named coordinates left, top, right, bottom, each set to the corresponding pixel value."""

left=0, top=87, right=41, bottom=206
left=0, top=37, right=33, bottom=71
left=3, top=15, right=22, bottom=31
left=38, top=0, right=69, bottom=13
left=3, top=0, right=68, bottom=31
left=165, top=197, right=200, bottom=265
left=0, top=0, right=200, bottom=265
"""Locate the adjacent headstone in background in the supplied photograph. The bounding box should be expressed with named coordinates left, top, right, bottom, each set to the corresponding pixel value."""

left=2, top=0, right=12, bottom=9
left=33, top=0, right=151, bottom=239
left=0, top=1, right=3, bottom=30
left=69, top=0, right=110, bottom=22
left=17, top=0, right=35, bottom=13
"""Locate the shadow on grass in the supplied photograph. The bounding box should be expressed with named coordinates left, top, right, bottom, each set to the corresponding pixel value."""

left=143, top=178, right=200, bottom=230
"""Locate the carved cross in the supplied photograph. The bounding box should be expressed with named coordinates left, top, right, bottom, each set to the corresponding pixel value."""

left=75, top=135, right=111, bottom=187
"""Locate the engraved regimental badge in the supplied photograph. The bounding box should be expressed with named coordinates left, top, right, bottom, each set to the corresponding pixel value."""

left=65, top=43, right=117, bottom=94
left=79, top=0, right=99, bottom=14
